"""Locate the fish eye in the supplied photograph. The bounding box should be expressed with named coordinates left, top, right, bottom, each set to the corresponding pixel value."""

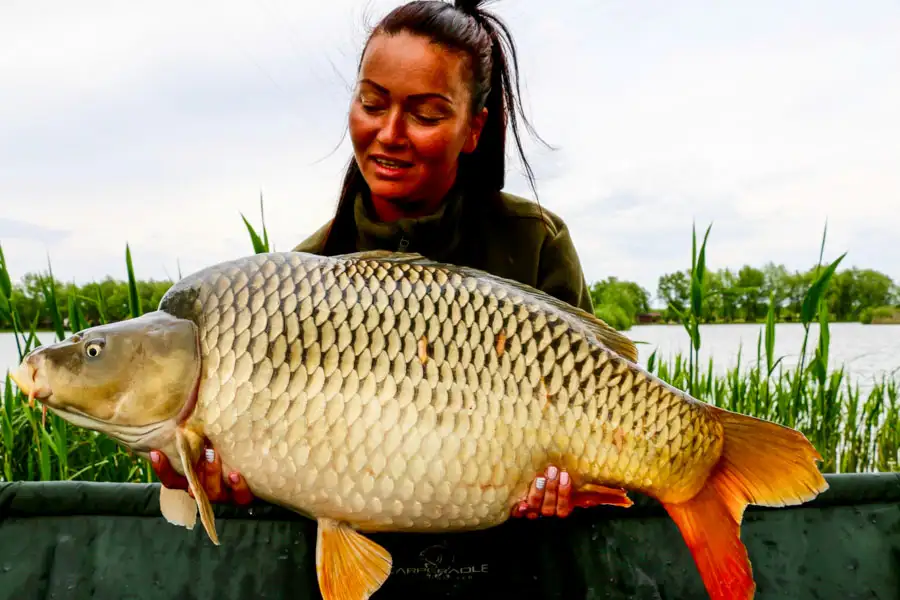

left=85, top=339, right=105, bottom=359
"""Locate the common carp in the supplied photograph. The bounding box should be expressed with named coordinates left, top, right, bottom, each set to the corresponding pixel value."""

left=10, top=250, right=828, bottom=600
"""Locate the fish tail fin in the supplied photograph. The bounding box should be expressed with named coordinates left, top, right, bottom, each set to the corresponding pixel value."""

left=661, top=408, right=828, bottom=600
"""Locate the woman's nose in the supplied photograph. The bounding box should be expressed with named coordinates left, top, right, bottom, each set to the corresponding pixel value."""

left=375, top=109, right=407, bottom=147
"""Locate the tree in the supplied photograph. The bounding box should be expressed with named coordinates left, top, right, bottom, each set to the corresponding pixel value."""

left=657, top=271, right=690, bottom=320
left=590, top=277, right=652, bottom=330
left=826, top=267, right=895, bottom=321
left=735, top=266, right=765, bottom=321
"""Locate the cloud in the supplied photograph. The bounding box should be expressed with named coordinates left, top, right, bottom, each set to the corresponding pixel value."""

left=0, top=0, right=898, bottom=306
left=0, top=218, right=71, bottom=245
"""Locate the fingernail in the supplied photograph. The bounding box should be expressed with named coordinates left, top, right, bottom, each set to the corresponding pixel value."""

left=560, top=471, right=570, bottom=485
left=547, top=466, right=558, bottom=480
left=149, top=451, right=159, bottom=464
left=229, top=473, right=240, bottom=484
left=205, top=448, right=215, bottom=463
left=518, top=502, right=528, bottom=512
left=535, top=477, right=546, bottom=490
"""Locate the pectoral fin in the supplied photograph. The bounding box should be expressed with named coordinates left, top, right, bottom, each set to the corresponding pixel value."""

left=174, top=427, right=219, bottom=545
left=315, top=518, right=392, bottom=600
left=159, top=485, right=197, bottom=530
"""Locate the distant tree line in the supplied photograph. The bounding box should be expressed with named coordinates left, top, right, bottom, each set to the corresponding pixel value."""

left=1, top=273, right=172, bottom=331
left=654, top=263, right=900, bottom=325
left=1, top=262, right=898, bottom=332
left=586, top=262, right=898, bottom=330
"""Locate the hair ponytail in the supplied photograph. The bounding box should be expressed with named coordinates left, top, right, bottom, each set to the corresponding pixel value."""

left=453, top=0, right=483, bottom=15
left=453, top=0, right=550, bottom=197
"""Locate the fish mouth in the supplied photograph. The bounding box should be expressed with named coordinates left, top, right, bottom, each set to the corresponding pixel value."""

left=9, top=358, right=52, bottom=408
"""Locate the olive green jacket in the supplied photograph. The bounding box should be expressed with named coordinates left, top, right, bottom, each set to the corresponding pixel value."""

left=291, top=189, right=594, bottom=315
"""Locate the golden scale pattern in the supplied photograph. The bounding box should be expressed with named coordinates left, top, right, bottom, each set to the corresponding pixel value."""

left=175, top=253, right=724, bottom=531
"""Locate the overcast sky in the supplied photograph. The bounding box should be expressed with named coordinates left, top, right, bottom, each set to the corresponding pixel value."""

left=2, top=0, right=898, bottom=303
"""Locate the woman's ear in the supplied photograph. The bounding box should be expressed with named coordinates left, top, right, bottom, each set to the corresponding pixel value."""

left=462, top=107, right=488, bottom=154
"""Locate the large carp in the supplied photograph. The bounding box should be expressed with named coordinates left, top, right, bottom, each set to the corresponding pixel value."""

left=10, top=250, right=827, bottom=600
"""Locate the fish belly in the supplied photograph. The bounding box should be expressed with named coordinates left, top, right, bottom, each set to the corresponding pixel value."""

left=173, top=252, right=724, bottom=532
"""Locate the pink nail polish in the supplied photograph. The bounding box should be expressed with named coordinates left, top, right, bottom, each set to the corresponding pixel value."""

left=560, top=471, right=570, bottom=485
left=547, top=466, right=558, bottom=480
left=229, top=473, right=240, bottom=484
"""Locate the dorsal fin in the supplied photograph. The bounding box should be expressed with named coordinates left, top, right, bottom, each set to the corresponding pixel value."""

left=333, top=250, right=638, bottom=362
left=573, top=309, right=639, bottom=362
left=334, top=250, right=432, bottom=264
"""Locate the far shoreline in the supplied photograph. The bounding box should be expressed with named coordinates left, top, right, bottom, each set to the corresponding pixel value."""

left=2, top=319, right=898, bottom=336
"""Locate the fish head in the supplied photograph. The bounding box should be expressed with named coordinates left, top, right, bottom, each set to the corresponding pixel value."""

left=10, top=310, right=201, bottom=450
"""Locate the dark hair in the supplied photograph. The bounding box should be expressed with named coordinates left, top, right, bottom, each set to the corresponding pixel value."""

left=322, top=0, right=547, bottom=255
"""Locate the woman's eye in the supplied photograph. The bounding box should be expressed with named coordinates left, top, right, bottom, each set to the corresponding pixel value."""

left=414, top=113, right=442, bottom=125
left=359, top=95, right=385, bottom=112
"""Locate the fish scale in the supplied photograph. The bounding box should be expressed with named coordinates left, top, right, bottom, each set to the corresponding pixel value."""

left=156, top=251, right=722, bottom=531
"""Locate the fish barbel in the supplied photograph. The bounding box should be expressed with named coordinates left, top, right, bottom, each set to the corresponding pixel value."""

left=10, top=250, right=828, bottom=600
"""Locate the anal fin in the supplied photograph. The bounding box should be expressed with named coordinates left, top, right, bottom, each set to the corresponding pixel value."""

left=174, top=427, right=219, bottom=545
left=315, top=518, right=392, bottom=600
left=573, top=483, right=634, bottom=509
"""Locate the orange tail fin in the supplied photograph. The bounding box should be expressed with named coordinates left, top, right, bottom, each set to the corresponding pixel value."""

left=662, top=408, right=828, bottom=600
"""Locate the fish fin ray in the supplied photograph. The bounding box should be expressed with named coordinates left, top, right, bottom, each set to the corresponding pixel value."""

left=174, top=428, right=219, bottom=545
left=573, top=483, right=634, bottom=509
left=158, top=485, right=197, bottom=530
left=711, top=408, right=829, bottom=511
left=334, top=250, right=428, bottom=263
left=571, top=315, right=639, bottom=362
left=315, top=518, right=392, bottom=600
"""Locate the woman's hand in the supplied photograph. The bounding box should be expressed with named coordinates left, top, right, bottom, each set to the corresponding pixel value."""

left=511, top=465, right=573, bottom=519
left=149, top=444, right=255, bottom=506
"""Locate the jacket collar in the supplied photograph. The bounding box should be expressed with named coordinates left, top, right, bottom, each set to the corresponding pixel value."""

left=353, top=186, right=466, bottom=259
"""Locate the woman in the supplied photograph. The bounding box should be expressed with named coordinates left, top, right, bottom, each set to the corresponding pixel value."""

left=151, top=0, right=598, bottom=525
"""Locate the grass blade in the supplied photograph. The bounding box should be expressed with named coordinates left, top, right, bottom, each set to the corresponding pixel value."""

left=801, top=253, right=846, bottom=325
left=125, top=244, right=142, bottom=319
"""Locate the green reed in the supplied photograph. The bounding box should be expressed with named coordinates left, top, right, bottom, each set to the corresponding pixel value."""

left=650, top=222, right=897, bottom=473
left=1, top=211, right=897, bottom=483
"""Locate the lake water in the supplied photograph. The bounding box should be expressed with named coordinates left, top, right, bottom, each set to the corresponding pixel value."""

left=627, top=322, right=899, bottom=391
left=2, top=323, right=897, bottom=395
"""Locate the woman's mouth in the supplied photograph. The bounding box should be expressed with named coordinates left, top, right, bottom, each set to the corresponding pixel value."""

left=371, top=155, right=413, bottom=178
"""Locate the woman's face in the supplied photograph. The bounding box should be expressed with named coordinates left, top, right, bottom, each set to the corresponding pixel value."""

left=349, top=31, right=486, bottom=208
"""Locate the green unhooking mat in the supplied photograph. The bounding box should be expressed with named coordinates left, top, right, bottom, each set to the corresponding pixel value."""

left=1, top=473, right=898, bottom=600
